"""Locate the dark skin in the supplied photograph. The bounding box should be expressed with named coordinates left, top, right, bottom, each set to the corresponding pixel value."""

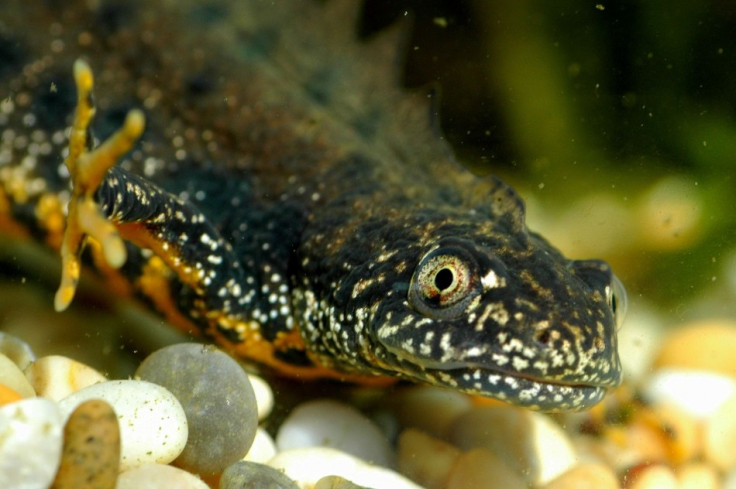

left=0, top=0, right=624, bottom=410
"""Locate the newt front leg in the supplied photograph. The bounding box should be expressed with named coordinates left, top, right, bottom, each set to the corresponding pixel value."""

left=55, top=59, right=143, bottom=311
left=55, top=59, right=249, bottom=329
left=51, top=60, right=342, bottom=380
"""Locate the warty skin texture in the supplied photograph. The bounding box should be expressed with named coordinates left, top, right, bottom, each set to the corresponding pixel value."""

left=0, top=0, right=623, bottom=410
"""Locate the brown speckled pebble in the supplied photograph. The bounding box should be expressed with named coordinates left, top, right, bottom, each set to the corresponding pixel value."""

left=449, top=405, right=576, bottom=487
left=136, top=343, right=258, bottom=476
left=314, top=475, right=370, bottom=489
left=50, top=399, right=120, bottom=489
left=220, top=460, right=299, bottom=489
left=445, top=448, right=526, bottom=489
left=397, top=428, right=460, bottom=489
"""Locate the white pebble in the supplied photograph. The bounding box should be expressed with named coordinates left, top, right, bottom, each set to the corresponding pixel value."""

left=704, top=393, right=736, bottom=470
left=269, top=447, right=423, bottom=489
left=616, top=304, right=666, bottom=383
left=642, top=368, right=736, bottom=418
left=58, top=379, right=188, bottom=470
left=244, top=427, right=277, bottom=463
left=116, top=463, right=209, bottom=489
left=0, top=353, right=34, bottom=398
left=676, top=463, right=720, bottom=489
left=248, top=374, right=274, bottom=420
left=0, top=398, right=63, bottom=489
left=626, top=464, right=678, bottom=489
left=450, top=405, right=577, bottom=487
left=276, top=399, right=394, bottom=467
left=723, top=465, right=736, bottom=489
left=24, top=355, right=106, bottom=401
left=0, top=332, right=35, bottom=371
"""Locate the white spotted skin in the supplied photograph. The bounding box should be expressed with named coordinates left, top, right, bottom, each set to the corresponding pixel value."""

left=0, top=0, right=624, bottom=410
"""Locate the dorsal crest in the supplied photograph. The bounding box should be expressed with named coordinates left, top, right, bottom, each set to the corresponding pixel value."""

left=468, top=175, right=526, bottom=233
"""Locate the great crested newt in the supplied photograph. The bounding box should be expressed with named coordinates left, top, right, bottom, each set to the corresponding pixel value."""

left=0, top=0, right=624, bottom=410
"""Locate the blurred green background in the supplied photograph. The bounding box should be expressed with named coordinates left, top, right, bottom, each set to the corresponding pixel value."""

left=362, top=0, right=736, bottom=321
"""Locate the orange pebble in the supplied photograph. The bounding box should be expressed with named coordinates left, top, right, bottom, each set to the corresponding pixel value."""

left=0, top=383, right=23, bottom=406
left=655, top=321, right=736, bottom=377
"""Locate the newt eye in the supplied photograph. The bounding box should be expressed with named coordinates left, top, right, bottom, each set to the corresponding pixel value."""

left=409, top=247, right=480, bottom=319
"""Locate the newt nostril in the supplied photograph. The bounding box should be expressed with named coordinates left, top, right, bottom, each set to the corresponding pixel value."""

left=535, top=328, right=557, bottom=348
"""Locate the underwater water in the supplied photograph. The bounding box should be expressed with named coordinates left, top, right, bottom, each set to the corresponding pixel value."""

left=1, top=1, right=736, bottom=488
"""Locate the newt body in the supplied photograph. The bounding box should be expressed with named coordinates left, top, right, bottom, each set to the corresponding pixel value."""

left=0, top=0, right=623, bottom=410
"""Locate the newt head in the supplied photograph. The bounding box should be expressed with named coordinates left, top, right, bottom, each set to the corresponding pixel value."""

left=297, top=175, right=625, bottom=412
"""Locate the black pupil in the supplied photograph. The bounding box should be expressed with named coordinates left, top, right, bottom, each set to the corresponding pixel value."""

left=434, top=268, right=454, bottom=291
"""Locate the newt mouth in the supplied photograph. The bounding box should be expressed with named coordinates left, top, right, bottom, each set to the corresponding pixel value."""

left=415, top=363, right=609, bottom=411
left=382, top=344, right=613, bottom=411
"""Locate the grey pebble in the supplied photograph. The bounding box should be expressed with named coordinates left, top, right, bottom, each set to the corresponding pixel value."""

left=219, top=460, right=299, bottom=489
left=135, top=343, right=258, bottom=475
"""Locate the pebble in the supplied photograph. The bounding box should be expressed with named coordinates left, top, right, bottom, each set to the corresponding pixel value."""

left=449, top=405, right=577, bottom=486
left=655, top=320, right=736, bottom=377
left=0, top=383, right=23, bottom=405
left=616, top=304, right=666, bottom=384
left=586, top=401, right=700, bottom=470
left=445, top=448, right=527, bottom=489
left=51, top=399, right=120, bottom=489
left=276, top=399, right=394, bottom=467
left=57, top=379, right=188, bottom=471
left=723, top=465, right=736, bottom=489
left=0, top=353, right=35, bottom=398
left=573, top=396, right=707, bottom=474
left=116, top=464, right=210, bottom=489
left=0, top=398, right=63, bottom=489
left=570, top=434, right=634, bottom=473
left=0, top=332, right=35, bottom=370
left=641, top=367, right=736, bottom=418
left=135, top=343, right=258, bottom=475
left=247, top=373, right=274, bottom=420
left=244, top=427, right=277, bottom=464
left=623, top=463, right=678, bottom=489
left=617, top=419, right=670, bottom=467
left=703, top=391, right=736, bottom=470
left=387, top=386, right=472, bottom=439
left=541, top=463, right=619, bottom=489
left=314, top=475, right=370, bottom=489
left=676, top=463, right=719, bottom=489
left=220, top=460, right=299, bottom=489
left=24, top=355, right=107, bottom=401
left=397, top=428, right=460, bottom=489
left=269, top=447, right=423, bottom=489
left=651, top=403, right=700, bottom=465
